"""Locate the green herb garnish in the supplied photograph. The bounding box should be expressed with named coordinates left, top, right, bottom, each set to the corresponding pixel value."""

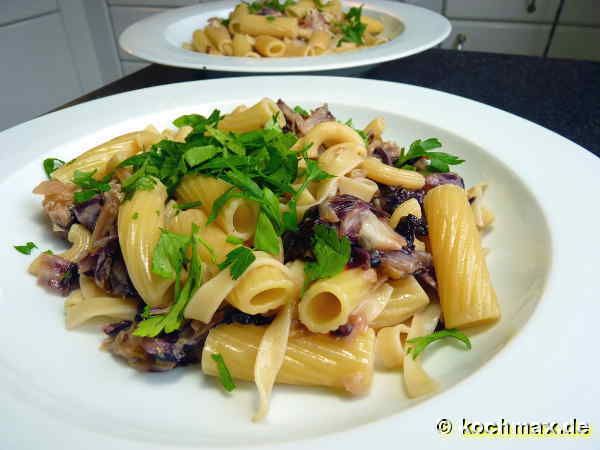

left=395, top=138, right=465, bottom=173
left=43, top=158, right=65, bottom=178
left=293, top=105, right=309, bottom=117
left=218, top=246, right=256, bottom=280
left=211, top=353, right=236, bottom=392
left=226, top=235, right=245, bottom=245
left=338, top=6, right=367, bottom=46
left=14, top=242, right=37, bottom=255
left=406, top=329, right=472, bottom=359
left=72, top=169, right=111, bottom=204
left=246, top=0, right=296, bottom=14
left=266, top=15, right=276, bottom=21
left=304, top=224, right=351, bottom=284
left=175, top=200, right=203, bottom=211
left=132, top=212, right=139, bottom=220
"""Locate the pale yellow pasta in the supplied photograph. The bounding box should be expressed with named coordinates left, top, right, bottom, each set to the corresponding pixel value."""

left=389, top=198, right=422, bottom=228
left=321, top=0, right=342, bottom=19
left=192, top=29, right=209, bottom=53
left=363, top=117, right=385, bottom=140
left=52, top=131, right=147, bottom=183
left=317, top=142, right=365, bottom=176
left=468, top=183, right=494, bottom=229
left=60, top=224, right=92, bottom=262
left=480, top=206, right=495, bottom=229
left=292, top=121, right=365, bottom=157
left=173, top=125, right=193, bottom=143
left=218, top=98, right=285, bottom=133
left=254, top=35, right=286, bottom=57
left=337, top=176, right=378, bottom=202
left=239, top=15, right=299, bottom=39
left=228, top=3, right=249, bottom=34
left=333, top=42, right=357, bottom=53
left=185, top=251, right=291, bottom=323
left=308, top=30, right=330, bottom=55
left=118, top=181, right=173, bottom=307
left=285, top=0, right=315, bottom=18
left=202, top=324, right=376, bottom=394
left=361, top=15, right=384, bottom=34
left=375, top=323, right=411, bottom=369
left=284, top=41, right=312, bottom=57
left=370, top=275, right=429, bottom=329
left=298, top=268, right=377, bottom=333
left=295, top=177, right=338, bottom=218
left=353, top=282, right=394, bottom=324
left=64, top=289, right=137, bottom=330
left=227, top=265, right=295, bottom=315
left=205, top=25, right=233, bottom=55
left=208, top=47, right=222, bottom=55
left=403, top=303, right=441, bottom=398
left=79, top=274, right=106, bottom=298
left=175, top=174, right=258, bottom=239
left=232, top=33, right=255, bottom=56
left=424, top=184, right=500, bottom=329
left=360, top=157, right=426, bottom=189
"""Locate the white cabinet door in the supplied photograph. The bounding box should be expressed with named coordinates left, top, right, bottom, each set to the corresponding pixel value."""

left=560, top=0, right=600, bottom=26
left=0, top=13, right=82, bottom=131
left=446, top=0, right=559, bottom=23
left=442, top=20, right=550, bottom=56
left=549, top=26, right=600, bottom=61
left=0, top=0, right=57, bottom=25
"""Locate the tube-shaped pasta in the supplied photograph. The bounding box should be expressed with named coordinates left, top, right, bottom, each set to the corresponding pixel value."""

left=118, top=181, right=173, bottom=307
left=52, top=131, right=148, bottom=183
left=363, top=117, right=385, bottom=140
left=370, top=275, right=429, bottom=329
left=227, top=265, right=295, bottom=315
left=308, top=30, right=331, bottom=55
left=228, top=3, right=249, bottom=34
left=360, top=157, right=425, bottom=189
left=299, top=268, right=377, bottom=333
left=284, top=41, right=312, bottom=57
left=175, top=174, right=258, bottom=239
left=239, top=15, right=299, bottom=39
left=321, top=0, right=342, bottom=17
left=375, top=323, right=411, bottom=368
left=205, top=25, right=233, bottom=55
left=317, top=142, right=365, bottom=176
left=60, top=224, right=91, bottom=262
left=334, top=42, right=357, bottom=53
left=389, top=198, right=422, bottom=228
left=292, top=121, right=365, bottom=157
left=254, top=35, right=286, bottom=57
left=192, top=29, right=209, bottom=52
left=361, top=15, right=384, bottom=34
left=232, top=33, right=254, bottom=56
left=218, top=98, right=285, bottom=133
left=64, top=290, right=137, bottom=330
left=424, top=184, right=500, bottom=329
left=337, top=176, right=378, bottom=201
left=202, top=324, right=375, bottom=395
left=285, top=0, right=315, bottom=18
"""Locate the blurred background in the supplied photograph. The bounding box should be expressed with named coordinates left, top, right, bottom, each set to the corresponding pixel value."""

left=1, top=0, right=599, bottom=131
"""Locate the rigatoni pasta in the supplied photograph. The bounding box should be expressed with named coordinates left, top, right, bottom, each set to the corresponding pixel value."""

left=28, top=97, right=498, bottom=422
left=185, top=1, right=391, bottom=58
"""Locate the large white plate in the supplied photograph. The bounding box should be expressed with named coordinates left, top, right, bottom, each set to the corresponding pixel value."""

left=119, top=0, right=450, bottom=73
left=0, top=77, right=598, bottom=450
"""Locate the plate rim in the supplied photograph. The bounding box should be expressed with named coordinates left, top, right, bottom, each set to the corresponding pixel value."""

left=1, top=76, right=599, bottom=449
left=118, top=0, right=452, bottom=73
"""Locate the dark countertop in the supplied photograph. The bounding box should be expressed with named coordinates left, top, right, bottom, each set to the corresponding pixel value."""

left=59, top=49, right=600, bottom=157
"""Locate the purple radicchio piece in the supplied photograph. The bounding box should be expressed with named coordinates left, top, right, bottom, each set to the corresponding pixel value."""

left=424, top=172, right=465, bottom=191
left=36, top=254, right=79, bottom=295
left=79, top=238, right=137, bottom=298
left=377, top=185, right=426, bottom=214
left=370, top=141, right=402, bottom=166
left=256, top=7, right=283, bottom=16
left=72, top=195, right=103, bottom=231
left=277, top=100, right=335, bottom=136
left=282, top=206, right=325, bottom=263
left=379, top=249, right=433, bottom=280
left=347, top=246, right=371, bottom=269
left=395, top=214, right=428, bottom=251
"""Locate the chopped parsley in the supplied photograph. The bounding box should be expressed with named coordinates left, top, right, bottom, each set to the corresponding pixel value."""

left=226, top=235, right=245, bottom=245
left=406, top=329, right=472, bottom=359
left=133, top=226, right=203, bottom=337
left=43, top=158, right=65, bottom=178
left=211, top=353, right=236, bottom=392
left=246, top=0, right=296, bottom=14
left=14, top=241, right=37, bottom=255
left=304, top=224, right=351, bottom=285
left=338, top=6, right=367, bottom=47
left=72, top=169, right=111, bottom=204
left=266, top=15, right=276, bottom=21
left=218, top=246, right=256, bottom=280
left=395, top=138, right=464, bottom=173
left=174, top=200, right=203, bottom=211
left=293, top=105, right=309, bottom=117
left=132, top=212, right=139, bottom=220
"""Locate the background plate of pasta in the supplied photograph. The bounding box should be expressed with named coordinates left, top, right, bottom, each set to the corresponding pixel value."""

left=1, top=76, right=599, bottom=449
left=119, top=0, right=450, bottom=73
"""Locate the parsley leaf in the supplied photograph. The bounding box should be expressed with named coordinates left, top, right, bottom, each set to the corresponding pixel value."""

left=406, top=329, right=472, bottom=359
left=151, top=230, right=190, bottom=280
left=14, top=241, right=37, bottom=255
left=218, top=246, right=256, bottom=280
left=43, top=158, right=65, bottom=178
left=72, top=169, right=111, bottom=204
left=247, top=0, right=296, bottom=14
left=338, top=6, right=367, bottom=46
left=226, top=235, right=245, bottom=245
left=211, top=353, right=236, bottom=392
left=395, top=138, right=465, bottom=173
left=293, top=105, right=309, bottom=117
left=175, top=200, right=203, bottom=210
left=184, top=145, right=221, bottom=167
left=254, top=211, right=280, bottom=255
left=304, top=224, right=351, bottom=284
left=266, top=15, right=276, bottom=21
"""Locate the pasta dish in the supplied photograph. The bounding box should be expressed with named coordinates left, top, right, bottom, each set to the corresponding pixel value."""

left=183, top=0, right=389, bottom=58
left=24, top=98, right=499, bottom=421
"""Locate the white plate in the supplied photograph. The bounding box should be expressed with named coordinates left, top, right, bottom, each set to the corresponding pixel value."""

left=119, top=0, right=451, bottom=73
left=0, top=77, right=598, bottom=450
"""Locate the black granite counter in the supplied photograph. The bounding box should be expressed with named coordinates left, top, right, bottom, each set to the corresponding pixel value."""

left=58, top=48, right=600, bottom=157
